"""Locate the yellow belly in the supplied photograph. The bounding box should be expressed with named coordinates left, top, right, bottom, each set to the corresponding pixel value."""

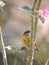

left=22, top=36, right=30, bottom=48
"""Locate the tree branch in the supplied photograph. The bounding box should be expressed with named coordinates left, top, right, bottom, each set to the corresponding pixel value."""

left=0, top=27, right=8, bottom=65
left=27, top=0, right=42, bottom=65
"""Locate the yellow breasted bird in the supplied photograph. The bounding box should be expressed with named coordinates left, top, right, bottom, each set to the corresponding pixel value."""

left=22, top=30, right=40, bottom=52
left=22, top=30, right=30, bottom=49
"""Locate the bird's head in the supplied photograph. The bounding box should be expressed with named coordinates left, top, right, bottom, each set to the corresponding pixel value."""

left=23, top=30, right=30, bottom=36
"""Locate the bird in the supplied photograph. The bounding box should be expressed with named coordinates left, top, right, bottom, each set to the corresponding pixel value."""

left=22, top=30, right=40, bottom=52
left=22, top=30, right=30, bottom=49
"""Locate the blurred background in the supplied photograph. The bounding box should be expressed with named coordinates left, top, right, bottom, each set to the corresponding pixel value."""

left=1, top=0, right=49, bottom=47
left=0, top=0, right=49, bottom=65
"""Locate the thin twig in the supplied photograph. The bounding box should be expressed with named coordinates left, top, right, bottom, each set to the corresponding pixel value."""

left=27, top=0, right=38, bottom=65
left=27, top=0, right=42, bottom=65
left=45, top=58, right=49, bottom=65
left=31, top=0, right=42, bottom=65
left=14, top=57, right=17, bottom=65
left=0, top=27, right=8, bottom=65
left=13, top=53, right=17, bottom=65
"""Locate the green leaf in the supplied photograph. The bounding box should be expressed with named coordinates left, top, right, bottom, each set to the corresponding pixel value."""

left=19, top=5, right=45, bottom=23
left=20, top=47, right=26, bottom=51
left=38, top=15, right=45, bottom=23
left=19, top=5, right=32, bottom=14
left=18, top=5, right=40, bottom=17
left=11, top=45, right=19, bottom=52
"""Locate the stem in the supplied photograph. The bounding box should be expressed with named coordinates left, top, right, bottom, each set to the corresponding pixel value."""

left=33, top=0, right=42, bottom=38
left=0, top=27, right=8, bottom=65
left=45, top=58, right=49, bottom=65
left=31, top=0, right=42, bottom=65
left=13, top=53, right=17, bottom=65
left=27, top=0, right=42, bottom=65
left=27, top=0, right=38, bottom=65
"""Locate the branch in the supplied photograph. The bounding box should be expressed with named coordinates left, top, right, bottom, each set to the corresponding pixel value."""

left=45, top=58, right=49, bottom=65
left=13, top=53, right=17, bottom=65
left=0, top=27, right=8, bottom=65
left=27, top=0, right=42, bottom=65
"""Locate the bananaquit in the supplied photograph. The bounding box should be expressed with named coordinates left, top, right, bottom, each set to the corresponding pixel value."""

left=22, top=30, right=30, bottom=49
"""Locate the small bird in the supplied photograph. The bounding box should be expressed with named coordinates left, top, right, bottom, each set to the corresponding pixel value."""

left=22, top=30, right=30, bottom=49
left=22, top=30, right=40, bottom=52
